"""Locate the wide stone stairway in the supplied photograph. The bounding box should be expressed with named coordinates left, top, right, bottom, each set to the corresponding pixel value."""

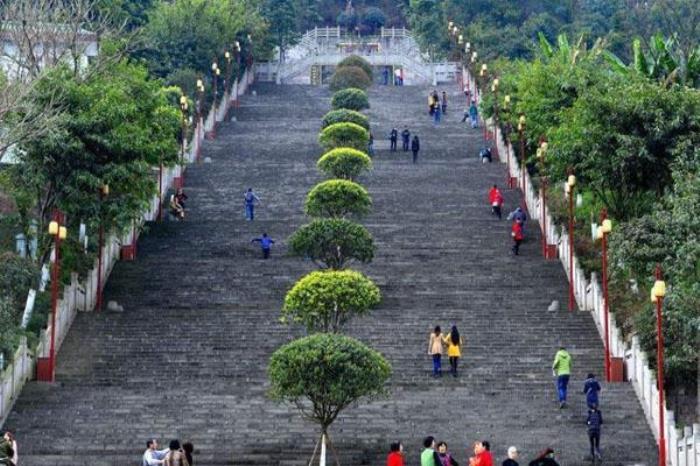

left=5, top=84, right=657, bottom=465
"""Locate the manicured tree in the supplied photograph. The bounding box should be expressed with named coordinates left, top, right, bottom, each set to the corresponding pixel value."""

left=305, top=179, right=371, bottom=218
left=337, top=55, right=373, bottom=81
left=288, top=218, right=374, bottom=269
left=281, top=270, right=380, bottom=333
left=318, top=122, right=369, bottom=152
left=321, top=109, right=370, bottom=130
left=268, top=334, right=391, bottom=464
left=331, top=88, right=369, bottom=111
left=329, top=66, right=371, bottom=91
left=317, top=148, right=372, bottom=180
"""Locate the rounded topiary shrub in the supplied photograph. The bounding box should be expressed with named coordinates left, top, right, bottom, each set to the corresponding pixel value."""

left=305, top=179, right=372, bottom=218
left=331, top=88, right=369, bottom=111
left=317, top=148, right=372, bottom=180
left=329, top=66, right=371, bottom=91
left=337, top=55, right=373, bottom=80
left=321, top=109, right=370, bottom=130
left=319, top=122, right=369, bottom=152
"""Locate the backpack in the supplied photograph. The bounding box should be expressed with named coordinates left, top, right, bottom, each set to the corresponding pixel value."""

left=245, top=192, right=255, bottom=203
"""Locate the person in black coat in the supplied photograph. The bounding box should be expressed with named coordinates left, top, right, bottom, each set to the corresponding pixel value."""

left=411, top=135, right=420, bottom=163
left=587, top=405, right=603, bottom=460
left=389, top=128, right=398, bottom=152
left=401, top=127, right=411, bottom=151
left=528, top=448, right=559, bottom=466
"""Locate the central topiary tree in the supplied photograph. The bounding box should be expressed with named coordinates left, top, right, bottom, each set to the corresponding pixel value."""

left=321, top=109, right=370, bottom=130
left=331, top=88, right=370, bottom=111
left=337, top=55, right=373, bottom=81
left=317, top=148, right=372, bottom=180
left=281, top=270, right=380, bottom=333
left=319, top=122, right=369, bottom=152
left=305, top=179, right=372, bottom=218
left=288, top=218, right=374, bottom=269
left=268, top=334, right=391, bottom=464
left=329, top=66, right=371, bottom=91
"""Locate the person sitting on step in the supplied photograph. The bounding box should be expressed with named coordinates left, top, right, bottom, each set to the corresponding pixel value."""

left=169, top=193, right=185, bottom=220
left=175, top=187, right=188, bottom=209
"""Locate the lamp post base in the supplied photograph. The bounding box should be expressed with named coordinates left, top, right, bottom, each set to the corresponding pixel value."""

left=36, top=357, right=54, bottom=382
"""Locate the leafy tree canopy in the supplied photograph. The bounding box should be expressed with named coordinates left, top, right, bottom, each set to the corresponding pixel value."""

left=317, top=147, right=372, bottom=180
left=305, top=179, right=372, bottom=218
left=288, top=218, right=374, bottom=269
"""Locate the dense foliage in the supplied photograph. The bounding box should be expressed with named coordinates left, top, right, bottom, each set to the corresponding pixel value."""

left=281, top=270, right=381, bottom=333
left=331, top=88, right=370, bottom=111
left=268, top=334, right=391, bottom=434
left=305, top=179, right=372, bottom=218
left=317, top=147, right=372, bottom=180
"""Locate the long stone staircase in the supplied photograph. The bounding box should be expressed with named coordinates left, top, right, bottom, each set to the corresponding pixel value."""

left=4, top=84, right=657, bottom=465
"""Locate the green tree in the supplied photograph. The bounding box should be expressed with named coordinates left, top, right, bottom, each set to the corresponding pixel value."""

left=288, top=218, right=374, bottom=269
left=548, top=76, right=700, bottom=219
left=331, top=88, right=369, bottom=111
left=11, top=62, right=181, bottom=263
left=319, top=122, right=369, bottom=152
left=268, top=334, right=391, bottom=460
left=262, top=0, right=299, bottom=75
left=321, top=109, right=370, bottom=130
left=305, top=179, right=371, bottom=218
left=139, top=0, right=264, bottom=78
left=361, top=7, right=387, bottom=34
left=281, top=270, right=381, bottom=333
left=317, top=147, right=372, bottom=180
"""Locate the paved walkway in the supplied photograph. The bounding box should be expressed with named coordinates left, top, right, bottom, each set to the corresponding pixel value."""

left=5, top=83, right=657, bottom=465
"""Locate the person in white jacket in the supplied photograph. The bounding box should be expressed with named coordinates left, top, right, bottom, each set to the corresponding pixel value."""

left=143, top=439, right=169, bottom=466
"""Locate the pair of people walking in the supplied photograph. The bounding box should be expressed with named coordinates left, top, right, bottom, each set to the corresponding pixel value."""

left=427, top=325, right=462, bottom=377
left=508, top=207, right=527, bottom=256
left=419, top=437, right=462, bottom=466
left=462, top=100, right=478, bottom=128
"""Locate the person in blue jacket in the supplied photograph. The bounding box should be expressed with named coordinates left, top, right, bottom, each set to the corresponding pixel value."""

left=583, top=373, right=602, bottom=408
left=251, top=233, right=275, bottom=259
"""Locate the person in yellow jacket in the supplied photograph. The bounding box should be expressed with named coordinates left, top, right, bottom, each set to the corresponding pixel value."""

left=443, top=325, right=463, bottom=377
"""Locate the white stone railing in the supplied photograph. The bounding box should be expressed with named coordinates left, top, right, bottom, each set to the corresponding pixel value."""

left=466, top=65, right=700, bottom=466
left=0, top=68, right=253, bottom=428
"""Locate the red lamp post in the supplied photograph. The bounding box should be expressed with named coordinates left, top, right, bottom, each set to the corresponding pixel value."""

left=537, top=140, right=548, bottom=258
left=503, top=95, right=512, bottom=186
left=196, top=78, right=205, bottom=160
left=233, top=41, right=241, bottom=107
left=517, top=114, right=526, bottom=209
left=470, top=51, right=478, bottom=104
left=38, top=211, right=67, bottom=382
left=209, top=60, right=220, bottom=139
left=491, top=77, right=500, bottom=160
left=651, top=265, right=667, bottom=466
left=597, top=209, right=613, bottom=380
left=479, top=64, right=488, bottom=140
left=224, top=50, right=233, bottom=96
left=463, top=42, right=471, bottom=98
left=178, top=94, right=188, bottom=187
left=566, top=169, right=577, bottom=311
left=96, top=184, right=109, bottom=311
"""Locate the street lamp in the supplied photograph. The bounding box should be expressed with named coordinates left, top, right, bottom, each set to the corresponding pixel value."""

left=96, top=184, right=109, bottom=311
left=479, top=64, right=488, bottom=138
left=210, top=61, right=220, bottom=139
left=651, top=264, right=667, bottom=466
left=503, top=95, right=513, bottom=187
left=39, top=211, right=67, bottom=382
left=566, top=169, right=577, bottom=311
left=470, top=51, right=478, bottom=102
left=491, top=78, right=499, bottom=161
left=233, top=41, right=241, bottom=107
left=224, top=50, right=233, bottom=95
left=538, top=140, right=549, bottom=258
left=597, top=209, right=613, bottom=380
left=178, top=95, right=188, bottom=186
left=517, top=114, right=526, bottom=197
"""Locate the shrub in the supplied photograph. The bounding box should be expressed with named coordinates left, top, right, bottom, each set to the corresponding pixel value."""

left=329, top=66, right=371, bottom=91
left=321, top=109, right=370, bottom=131
left=288, top=218, right=374, bottom=269
left=317, top=148, right=372, bottom=180
left=331, top=88, right=370, bottom=111
left=305, top=179, right=372, bottom=218
left=0, top=252, right=38, bottom=313
left=319, top=122, right=369, bottom=152
left=268, top=334, right=391, bottom=448
left=281, top=270, right=381, bottom=333
left=337, top=55, right=373, bottom=81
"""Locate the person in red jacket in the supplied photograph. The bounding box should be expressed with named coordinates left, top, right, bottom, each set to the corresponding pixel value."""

left=488, top=184, right=504, bottom=219
left=386, top=442, right=405, bottom=466
left=512, top=220, right=524, bottom=255
left=469, top=440, right=493, bottom=466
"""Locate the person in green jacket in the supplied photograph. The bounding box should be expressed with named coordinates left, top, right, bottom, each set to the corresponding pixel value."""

left=552, top=346, right=572, bottom=408
left=421, top=436, right=439, bottom=466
